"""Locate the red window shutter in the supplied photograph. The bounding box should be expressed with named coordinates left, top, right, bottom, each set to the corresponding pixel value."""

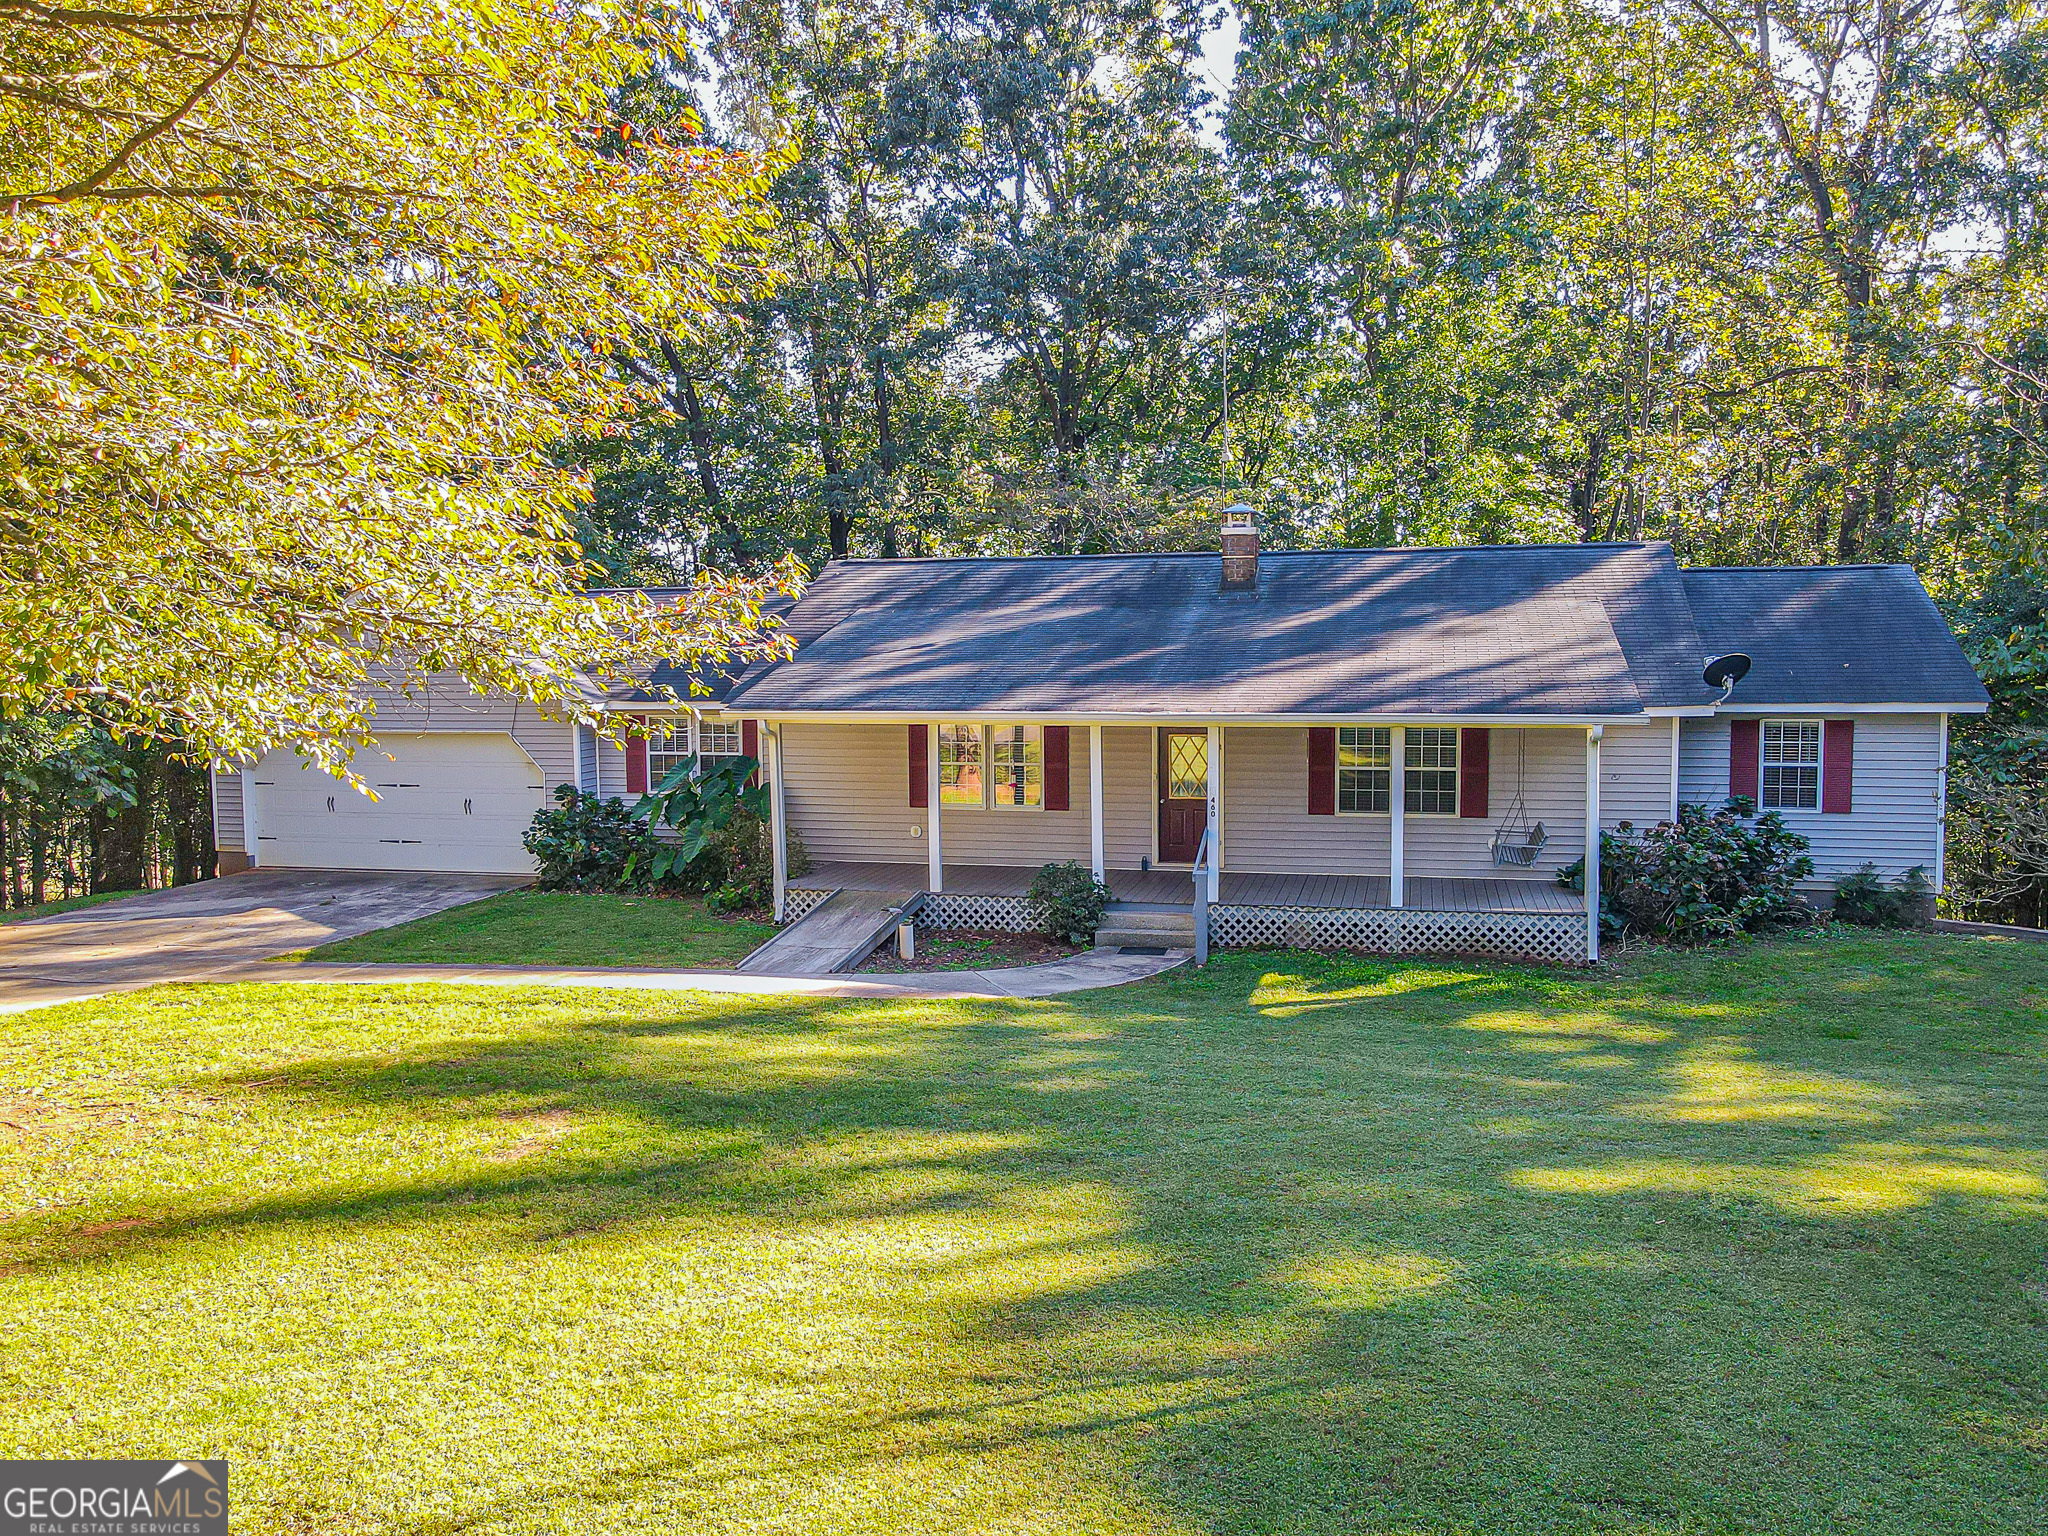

left=1823, top=719, right=1854, bottom=813
left=1729, top=719, right=1760, bottom=802
left=741, top=718, right=760, bottom=788
left=1307, top=727, right=1336, bottom=815
left=1044, top=725, right=1070, bottom=811
left=625, top=718, right=648, bottom=795
left=1459, top=727, right=1491, bottom=818
left=908, top=724, right=929, bottom=808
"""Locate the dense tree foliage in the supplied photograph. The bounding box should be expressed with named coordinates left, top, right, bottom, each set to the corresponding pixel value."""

left=582, top=0, right=2046, bottom=569
left=566, top=0, right=2044, bottom=919
left=2, top=0, right=798, bottom=773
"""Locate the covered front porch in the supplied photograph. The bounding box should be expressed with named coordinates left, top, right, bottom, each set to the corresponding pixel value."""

left=755, top=717, right=1612, bottom=964
left=781, top=859, right=1590, bottom=966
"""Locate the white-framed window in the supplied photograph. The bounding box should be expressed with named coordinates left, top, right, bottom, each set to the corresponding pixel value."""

left=1337, top=726, right=1390, bottom=814
left=988, top=723, right=1044, bottom=810
left=697, top=718, right=743, bottom=768
left=645, top=722, right=691, bottom=788
left=1761, top=719, right=1821, bottom=809
left=939, top=723, right=985, bottom=806
left=1406, top=727, right=1460, bottom=815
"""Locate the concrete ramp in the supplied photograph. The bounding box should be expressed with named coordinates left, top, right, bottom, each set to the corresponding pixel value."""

left=736, top=887, right=924, bottom=976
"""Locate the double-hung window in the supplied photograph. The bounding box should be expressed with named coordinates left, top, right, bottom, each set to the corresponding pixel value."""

left=645, top=723, right=690, bottom=789
left=988, top=723, right=1043, bottom=810
left=938, top=723, right=985, bottom=806
left=1336, top=727, right=1391, bottom=814
left=1405, top=727, right=1459, bottom=815
left=1761, top=719, right=1821, bottom=809
left=696, top=719, right=743, bottom=770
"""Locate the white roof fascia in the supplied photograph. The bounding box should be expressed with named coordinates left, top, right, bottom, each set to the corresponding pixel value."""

left=724, top=708, right=1652, bottom=728
left=1713, top=701, right=1989, bottom=715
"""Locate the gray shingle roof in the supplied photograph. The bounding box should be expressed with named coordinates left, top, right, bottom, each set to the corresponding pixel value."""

left=720, top=544, right=1723, bottom=718
left=597, top=592, right=794, bottom=706
left=1681, top=566, right=1989, bottom=708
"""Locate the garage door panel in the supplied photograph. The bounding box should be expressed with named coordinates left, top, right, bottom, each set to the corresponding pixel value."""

left=253, top=733, right=545, bottom=875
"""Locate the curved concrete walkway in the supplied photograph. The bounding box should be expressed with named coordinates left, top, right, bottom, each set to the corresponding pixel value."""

left=224, top=946, right=1191, bottom=1000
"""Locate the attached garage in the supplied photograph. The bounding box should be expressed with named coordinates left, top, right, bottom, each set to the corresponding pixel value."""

left=249, top=732, right=546, bottom=875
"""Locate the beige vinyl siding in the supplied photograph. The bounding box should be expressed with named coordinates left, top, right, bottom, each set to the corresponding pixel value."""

left=1100, top=726, right=1155, bottom=869
left=211, top=768, right=246, bottom=852
left=1404, top=728, right=1587, bottom=879
left=781, top=722, right=1121, bottom=867
left=1678, top=717, right=1732, bottom=806
left=1680, top=713, right=1944, bottom=881
left=1596, top=720, right=1678, bottom=831
left=1221, top=727, right=1387, bottom=875
left=597, top=734, right=634, bottom=801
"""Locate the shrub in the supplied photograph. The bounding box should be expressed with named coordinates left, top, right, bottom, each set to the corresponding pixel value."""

left=702, top=804, right=811, bottom=915
left=629, top=753, right=767, bottom=885
left=1026, top=860, right=1112, bottom=944
left=1557, top=797, right=1815, bottom=945
left=524, top=785, right=658, bottom=892
left=1832, top=864, right=1932, bottom=928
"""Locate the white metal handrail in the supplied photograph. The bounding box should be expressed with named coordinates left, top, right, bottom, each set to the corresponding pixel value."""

left=1191, top=824, right=1218, bottom=965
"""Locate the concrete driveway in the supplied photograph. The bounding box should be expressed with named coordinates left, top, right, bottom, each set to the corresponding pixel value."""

left=0, top=870, right=526, bottom=1015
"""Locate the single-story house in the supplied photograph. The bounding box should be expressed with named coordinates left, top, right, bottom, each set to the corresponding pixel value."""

left=212, top=514, right=1988, bottom=961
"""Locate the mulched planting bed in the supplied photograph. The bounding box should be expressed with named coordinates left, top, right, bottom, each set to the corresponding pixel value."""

left=859, top=927, right=1082, bottom=972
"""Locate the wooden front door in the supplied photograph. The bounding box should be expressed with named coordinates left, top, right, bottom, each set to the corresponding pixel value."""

left=1157, top=729, right=1209, bottom=864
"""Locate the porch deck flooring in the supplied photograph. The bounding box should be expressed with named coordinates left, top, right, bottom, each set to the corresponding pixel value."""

left=794, top=861, right=1582, bottom=914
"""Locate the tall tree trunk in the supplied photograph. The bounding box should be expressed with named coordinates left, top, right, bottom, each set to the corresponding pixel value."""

left=656, top=335, right=725, bottom=515
left=28, top=808, right=45, bottom=905
left=807, top=326, right=852, bottom=559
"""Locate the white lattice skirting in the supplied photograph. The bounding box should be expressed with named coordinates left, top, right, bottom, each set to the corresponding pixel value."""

left=920, top=893, right=1038, bottom=933
left=783, top=884, right=1584, bottom=962
left=781, top=885, right=832, bottom=923
left=782, top=888, right=1036, bottom=931
left=1210, top=905, right=1587, bottom=964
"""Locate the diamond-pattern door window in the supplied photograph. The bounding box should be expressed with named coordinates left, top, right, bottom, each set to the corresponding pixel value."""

left=1166, top=734, right=1208, bottom=799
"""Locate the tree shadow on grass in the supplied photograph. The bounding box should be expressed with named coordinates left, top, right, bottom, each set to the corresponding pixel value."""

left=17, top=935, right=2048, bottom=1533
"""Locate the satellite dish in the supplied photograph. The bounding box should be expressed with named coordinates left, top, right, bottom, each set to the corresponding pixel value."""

left=1703, top=653, right=1752, bottom=695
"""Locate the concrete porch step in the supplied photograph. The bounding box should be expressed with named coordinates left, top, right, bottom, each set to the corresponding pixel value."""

left=1096, top=904, right=1195, bottom=949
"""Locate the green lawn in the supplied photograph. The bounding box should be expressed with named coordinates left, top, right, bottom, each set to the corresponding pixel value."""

left=3, top=932, right=2045, bottom=1533
left=302, top=889, right=776, bottom=968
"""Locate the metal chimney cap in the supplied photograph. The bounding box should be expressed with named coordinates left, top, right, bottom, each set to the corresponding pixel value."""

left=1221, top=503, right=1257, bottom=529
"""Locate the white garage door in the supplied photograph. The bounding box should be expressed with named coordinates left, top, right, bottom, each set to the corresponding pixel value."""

left=252, top=732, right=546, bottom=875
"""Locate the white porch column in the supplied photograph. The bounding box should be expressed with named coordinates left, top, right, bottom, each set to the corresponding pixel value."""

left=1585, top=725, right=1603, bottom=961
left=1389, top=724, right=1406, bottom=908
left=1205, top=724, right=1222, bottom=902
left=1935, top=711, right=1950, bottom=896
left=767, top=723, right=788, bottom=923
left=927, top=722, right=943, bottom=894
left=1669, top=717, right=1682, bottom=822
left=1088, top=723, right=1106, bottom=884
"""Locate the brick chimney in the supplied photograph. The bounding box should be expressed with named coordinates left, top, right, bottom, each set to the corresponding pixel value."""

left=1220, top=504, right=1258, bottom=593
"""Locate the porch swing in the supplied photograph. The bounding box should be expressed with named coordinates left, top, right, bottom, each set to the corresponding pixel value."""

left=1489, top=730, right=1548, bottom=867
